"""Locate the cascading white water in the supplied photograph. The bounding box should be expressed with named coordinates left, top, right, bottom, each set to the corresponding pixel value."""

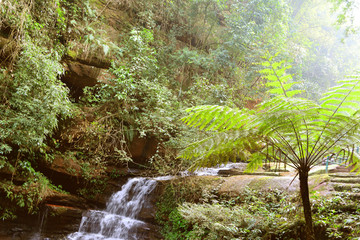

left=67, top=178, right=157, bottom=240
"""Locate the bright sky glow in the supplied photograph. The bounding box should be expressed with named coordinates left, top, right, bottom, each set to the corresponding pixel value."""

left=352, top=2, right=360, bottom=25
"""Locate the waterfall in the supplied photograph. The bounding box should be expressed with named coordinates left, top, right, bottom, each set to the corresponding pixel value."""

left=29, top=205, right=49, bottom=240
left=67, top=178, right=157, bottom=240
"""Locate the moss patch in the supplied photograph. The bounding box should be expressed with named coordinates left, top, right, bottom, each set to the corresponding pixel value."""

left=309, top=174, right=330, bottom=193
left=67, top=49, right=78, bottom=59
left=219, top=175, right=300, bottom=196
left=248, top=176, right=272, bottom=189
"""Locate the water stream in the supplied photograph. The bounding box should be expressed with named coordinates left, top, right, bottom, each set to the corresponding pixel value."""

left=67, top=178, right=157, bottom=240
left=66, top=163, right=243, bottom=240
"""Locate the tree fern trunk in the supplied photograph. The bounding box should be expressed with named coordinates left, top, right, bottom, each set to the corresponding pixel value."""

left=299, top=169, right=315, bottom=240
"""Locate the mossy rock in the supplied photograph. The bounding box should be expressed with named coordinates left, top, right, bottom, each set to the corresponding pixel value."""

left=248, top=176, right=273, bottom=189
left=333, top=183, right=360, bottom=192
left=219, top=175, right=299, bottom=196
left=308, top=174, right=330, bottom=192
left=67, top=49, right=78, bottom=59
left=329, top=173, right=360, bottom=178
left=330, top=177, right=360, bottom=184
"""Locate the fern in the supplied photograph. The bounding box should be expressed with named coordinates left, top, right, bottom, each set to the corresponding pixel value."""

left=259, top=52, right=303, bottom=97
left=180, top=54, right=360, bottom=239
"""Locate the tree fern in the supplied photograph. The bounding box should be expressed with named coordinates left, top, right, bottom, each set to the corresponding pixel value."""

left=180, top=53, right=360, bottom=239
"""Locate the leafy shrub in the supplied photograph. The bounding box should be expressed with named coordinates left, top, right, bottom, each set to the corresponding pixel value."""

left=312, top=192, right=360, bottom=239
left=158, top=186, right=360, bottom=240
left=0, top=40, right=71, bottom=154
left=0, top=168, right=58, bottom=218
left=156, top=178, right=222, bottom=239
left=0, top=33, right=71, bottom=218
left=177, top=188, right=301, bottom=240
left=72, top=28, right=184, bottom=169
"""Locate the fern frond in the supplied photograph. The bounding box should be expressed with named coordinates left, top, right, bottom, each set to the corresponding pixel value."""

left=320, top=76, right=360, bottom=116
left=244, top=152, right=263, bottom=172
left=180, top=62, right=360, bottom=175
left=259, top=54, right=302, bottom=97
left=181, top=105, right=255, bottom=132
left=308, top=75, right=360, bottom=158
left=179, top=130, right=262, bottom=170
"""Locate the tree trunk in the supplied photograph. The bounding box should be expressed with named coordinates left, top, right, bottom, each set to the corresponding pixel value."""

left=299, top=169, right=315, bottom=240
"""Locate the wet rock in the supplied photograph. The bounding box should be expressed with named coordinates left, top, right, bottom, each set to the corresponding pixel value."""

left=128, top=135, right=159, bottom=167
left=44, top=193, right=90, bottom=210
left=137, top=222, right=163, bottom=240
left=137, top=183, right=164, bottom=223
left=31, top=204, right=84, bottom=239
left=62, top=60, right=102, bottom=99
left=0, top=224, right=34, bottom=240
left=37, top=154, right=83, bottom=194
left=0, top=199, right=87, bottom=240
left=0, top=216, right=41, bottom=240
left=49, top=154, right=82, bottom=177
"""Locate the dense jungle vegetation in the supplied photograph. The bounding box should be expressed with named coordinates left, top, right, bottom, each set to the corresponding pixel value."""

left=1, top=0, right=360, bottom=239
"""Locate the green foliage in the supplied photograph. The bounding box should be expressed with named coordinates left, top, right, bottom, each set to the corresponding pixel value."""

left=311, top=192, right=360, bottom=239
left=180, top=58, right=360, bottom=172
left=150, top=0, right=293, bottom=108
left=328, top=0, right=359, bottom=36
left=0, top=41, right=71, bottom=153
left=0, top=206, right=16, bottom=221
left=156, top=184, right=192, bottom=240
left=259, top=52, right=303, bottom=98
left=74, top=28, right=184, bottom=168
left=168, top=187, right=360, bottom=239
left=220, top=0, right=292, bottom=98
left=179, top=56, right=302, bottom=169
left=0, top=0, right=80, bottom=216
left=180, top=56, right=360, bottom=239
left=77, top=156, right=107, bottom=198
left=289, top=0, right=360, bottom=100
left=156, top=178, right=221, bottom=239
left=180, top=106, right=261, bottom=169
left=1, top=0, right=65, bottom=49
left=2, top=0, right=360, bottom=220
left=0, top=169, right=55, bottom=218
left=176, top=188, right=303, bottom=240
left=160, top=208, right=192, bottom=240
